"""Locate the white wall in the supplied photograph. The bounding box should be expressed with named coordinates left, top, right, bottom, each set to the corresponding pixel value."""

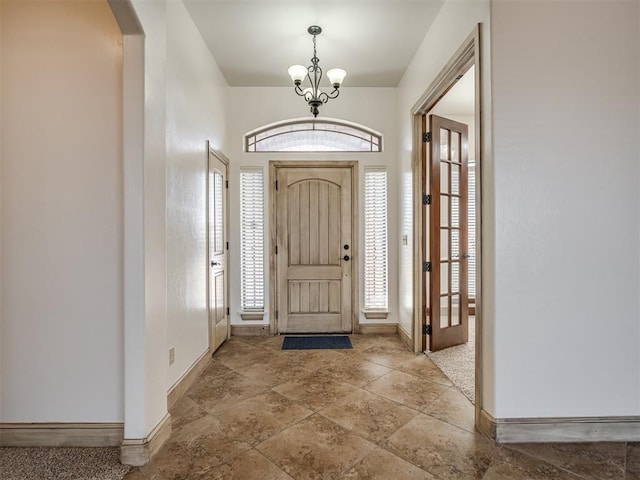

left=226, top=87, right=399, bottom=328
left=1, top=0, right=124, bottom=422
left=125, top=0, right=230, bottom=437
left=165, top=0, right=228, bottom=389
left=490, top=0, right=640, bottom=418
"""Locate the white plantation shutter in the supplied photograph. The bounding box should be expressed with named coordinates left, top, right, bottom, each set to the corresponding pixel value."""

left=449, top=162, right=476, bottom=299
left=240, top=169, right=265, bottom=311
left=468, top=162, right=476, bottom=299
left=364, top=168, right=388, bottom=310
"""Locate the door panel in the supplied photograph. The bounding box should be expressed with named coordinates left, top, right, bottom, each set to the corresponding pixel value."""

left=208, top=150, right=228, bottom=353
left=429, top=115, right=469, bottom=351
left=276, top=167, right=352, bottom=333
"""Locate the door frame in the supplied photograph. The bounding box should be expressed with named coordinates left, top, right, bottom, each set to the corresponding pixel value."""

left=206, top=143, right=230, bottom=352
left=411, top=25, right=484, bottom=422
left=269, top=161, right=359, bottom=335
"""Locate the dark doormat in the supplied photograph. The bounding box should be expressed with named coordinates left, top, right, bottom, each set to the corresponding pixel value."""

left=282, top=335, right=353, bottom=350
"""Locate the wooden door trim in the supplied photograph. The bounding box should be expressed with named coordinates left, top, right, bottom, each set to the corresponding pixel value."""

left=206, top=143, right=230, bottom=352
left=269, top=161, right=359, bottom=335
left=410, top=24, right=484, bottom=426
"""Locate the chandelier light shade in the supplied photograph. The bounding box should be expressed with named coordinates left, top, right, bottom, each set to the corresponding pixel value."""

left=288, top=25, right=346, bottom=118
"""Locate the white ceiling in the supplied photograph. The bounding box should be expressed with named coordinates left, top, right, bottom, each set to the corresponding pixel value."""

left=183, top=0, right=445, bottom=87
left=431, top=65, right=475, bottom=116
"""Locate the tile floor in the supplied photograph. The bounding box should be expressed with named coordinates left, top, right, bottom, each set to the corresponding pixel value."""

left=126, top=335, right=639, bottom=480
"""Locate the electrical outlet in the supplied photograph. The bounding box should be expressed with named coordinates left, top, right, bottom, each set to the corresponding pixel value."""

left=169, top=347, right=175, bottom=365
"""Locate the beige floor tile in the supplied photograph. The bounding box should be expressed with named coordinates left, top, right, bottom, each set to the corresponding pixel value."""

left=168, top=414, right=253, bottom=474
left=507, top=442, right=626, bottom=480
left=349, top=334, right=409, bottom=351
left=399, top=354, right=454, bottom=386
left=483, top=447, right=583, bottom=480
left=123, top=468, right=146, bottom=480
left=342, top=447, right=438, bottom=479
left=364, top=370, right=450, bottom=410
left=257, top=414, right=376, bottom=480
left=273, top=372, right=362, bottom=411
left=199, top=449, right=294, bottom=480
left=234, top=335, right=280, bottom=348
left=199, top=358, right=235, bottom=380
left=169, top=395, right=207, bottom=430
left=357, top=345, right=417, bottom=368
left=422, top=387, right=475, bottom=432
left=138, top=438, right=195, bottom=479
left=314, top=357, right=392, bottom=388
left=627, top=443, right=640, bottom=480
left=383, top=413, right=495, bottom=479
left=233, top=356, right=314, bottom=387
left=212, top=341, right=277, bottom=371
left=282, top=348, right=351, bottom=371
left=318, top=388, right=418, bottom=443
left=209, top=390, right=313, bottom=445
left=186, top=371, right=268, bottom=413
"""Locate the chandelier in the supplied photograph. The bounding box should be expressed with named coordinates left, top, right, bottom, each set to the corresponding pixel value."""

left=288, top=26, right=347, bottom=118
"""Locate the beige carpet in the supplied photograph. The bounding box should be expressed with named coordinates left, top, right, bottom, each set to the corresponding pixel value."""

left=0, top=447, right=129, bottom=480
left=427, top=316, right=475, bottom=403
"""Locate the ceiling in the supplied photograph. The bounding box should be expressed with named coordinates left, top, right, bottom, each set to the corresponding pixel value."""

left=183, top=0, right=445, bottom=87
left=431, top=65, right=475, bottom=116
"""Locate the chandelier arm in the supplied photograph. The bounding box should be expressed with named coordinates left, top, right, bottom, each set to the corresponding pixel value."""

left=318, top=91, right=330, bottom=104
left=324, top=88, right=340, bottom=100
left=293, top=84, right=307, bottom=97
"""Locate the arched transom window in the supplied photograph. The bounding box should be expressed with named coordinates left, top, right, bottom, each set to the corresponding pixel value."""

left=245, top=118, right=382, bottom=152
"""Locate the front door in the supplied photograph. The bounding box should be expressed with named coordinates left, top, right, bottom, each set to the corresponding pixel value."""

left=208, top=148, right=229, bottom=352
left=428, top=115, right=469, bottom=351
left=275, top=166, right=353, bottom=333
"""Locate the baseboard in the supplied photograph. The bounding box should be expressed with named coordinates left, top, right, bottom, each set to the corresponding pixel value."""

left=397, top=324, right=412, bottom=349
left=0, top=422, right=124, bottom=447
left=167, top=349, right=211, bottom=409
left=121, top=413, right=171, bottom=466
left=358, top=323, right=397, bottom=335
left=231, top=324, right=271, bottom=336
left=479, top=409, right=640, bottom=443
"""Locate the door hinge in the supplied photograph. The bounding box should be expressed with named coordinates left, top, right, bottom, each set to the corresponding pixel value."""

left=422, top=261, right=432, bottom=273
left=422, top=194, right=431, bottom=205
left=225, top=179, right=229, bottom=189
left=423, top=324, right=432, bottom=335
left=275, top=245, right=278, bottom=255
left=226, top=307, right=230, bottom=316
left=275, top=180, right=278, bottom=190
left=423, top=131, right=432, bottom=143
left=276, top=310, right=279, bottom=319
left=226, top=241, right=229, bottom=251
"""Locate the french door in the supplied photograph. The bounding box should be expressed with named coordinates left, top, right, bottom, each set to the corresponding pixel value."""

left=427, top=115, right=469, bottom=351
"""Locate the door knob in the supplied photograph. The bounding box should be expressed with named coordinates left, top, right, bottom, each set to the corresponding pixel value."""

left=211, top=261, right=220, bottom=266
left=344, top=244, right=350, bottom=250
left=343, top=255, right=350, bottom=261
left=462, top=253, right=470, bottom=260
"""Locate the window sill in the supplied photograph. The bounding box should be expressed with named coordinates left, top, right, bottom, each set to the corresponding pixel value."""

left=240, top=311, right=264, bottom=321
left=363, top=310, right=389, bottom=320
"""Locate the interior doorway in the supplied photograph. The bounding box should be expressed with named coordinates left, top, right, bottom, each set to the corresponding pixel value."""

left=207, top=145, right=230, bottom=353
left=412, top=27, right=482, bottom=415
